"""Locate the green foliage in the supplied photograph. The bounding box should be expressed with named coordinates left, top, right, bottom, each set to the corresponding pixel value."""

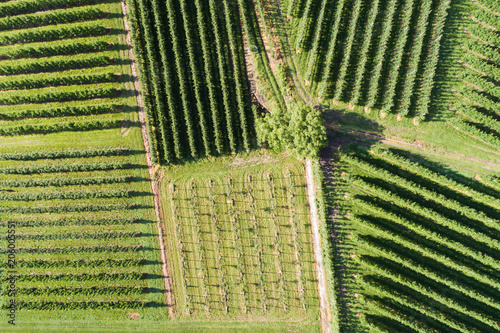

left=0, top=162, right=131, bottom=174
left=0, top=40, right=110, bottom=60
left=416, top=0, right=451, bottom=120
left=5, top=286, right=146, bottom=297
left=9, top=301, right=147, bottom=310
left=0, top=72, right=116, bottom=90
left=332, top=0, right=362, bottom=102
left=0, top=245, right=143, bottom=254
left=0, top=86, right=118, bottom=105
left=0, top=103, right=119, bottom=119
left=0, top=258, right=143, bottom=269
left=0, top=55, right=114, bottom=75
left=318, top=0, right=345, bottom=99
left=398, top=0, right=432, bottom=117
left=257, top=103, right=326, bottom=158
left=0, top=272, right=144, bottom=283
left=365, top=0, right=398, bottom=109
left=0, top=119, right=121, bottom=136
left=0, top=218, right=139, bottom=228
left=0, top=189, right=133, bottom=201
left=380, top=0, right=415, bottom=115
left=336, top=147, right=500, bottom=331
left=350, top=0, right=380, bottom=106
left=0, top=6, right=105, bottom=31
left=0, top=23, right=106, bottom=45
left=0, top=0, right=102, bottom=18
left=0, top=175, right=131, bottom=187
left=0, top=147, right=127, bottom=160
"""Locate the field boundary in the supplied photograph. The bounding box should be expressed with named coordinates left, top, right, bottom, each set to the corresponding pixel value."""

left=305, top=158, right=331, bottom=333
left=119, top=0, right=174, bottom=317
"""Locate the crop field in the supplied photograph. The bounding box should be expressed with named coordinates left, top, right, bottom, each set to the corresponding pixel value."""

left=127, top=0, right=257, bottom=164
left=283, top=0, right=451, bottom=120
left=0, top=0, right=167, bottom=330
left=329, top=144, right=500, bottom=332
left=447, top=0, right=500, bottom=148
left=159, top=154, right=320, bottom=328
left=2, top=0, right=499, bottom=331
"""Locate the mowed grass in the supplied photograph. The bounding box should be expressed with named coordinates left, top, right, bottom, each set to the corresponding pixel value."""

left=159, top=151, right=320, bottom=328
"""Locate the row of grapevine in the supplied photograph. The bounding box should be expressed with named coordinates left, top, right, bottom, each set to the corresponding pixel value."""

left=380, top=0, right=415, bottom=116
left=0, top=162, right=131, bottom=174
left=0, top=176, right=132, bottom=187
left=332, top=0, right=363, bottom=102
left=0, top=103, right=120, bottom=120
left=0, top=218, right=139, bottom=228
left=398, top=0, right=432, bottom=117
left=0, top=245, right=143, bottom=254
left=0, top=258, right=143, bottom=268
left=0, top=189, right=134, bottom=201
left=303, top=0, right=330, bottom=81
left=7, top=301, right=147, bottom=311
left=0, top=119, right=121, bottom=136
left=0, top=147, right=127, bottom=160
left=317, top=0, right=345, bottom=100
left=0, top=86, right=119, bottom=105
left=0, top=6, right=105, bottom=31
left=415, top=0, right=451, bottom=120
left=0, top=272, right=145, bottom=283
left=458, top=71, right=500, bottom=99
left=350, top=0, right=380, bottom=107
left=365, top=0, right=398, bottom=109
left=6, top=286, right=146, bottom=297
left=16, top=231, right=141, bottom=240
left=0, top=55, right=114, bottom=76
left=0, top=72, right=117, bottom=90
left=0, top=23, right=107, bottom=45
left=0, top=0, right=103, bottom=18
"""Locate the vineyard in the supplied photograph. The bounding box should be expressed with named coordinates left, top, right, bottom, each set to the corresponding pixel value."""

left=1, top=0, right=500, bottom=331
left=159, top=155, right=320, bottom=326
left=284, top=0, right=451, bottom=120
left=127, top=0, right=257, bottom=164
left=0, top=0, right=166, bottom=329
left=447, top=0, right=500, bottom=148
left=329, top=144, right=500, bottom=332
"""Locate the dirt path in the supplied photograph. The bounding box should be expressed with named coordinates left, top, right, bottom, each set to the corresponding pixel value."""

left=119, top=0, right=174, bottom=317
left=305, top=158, right=332, bottom=333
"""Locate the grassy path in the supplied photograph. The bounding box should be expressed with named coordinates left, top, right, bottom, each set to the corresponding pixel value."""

left=305, top=159, right=331, bottom=333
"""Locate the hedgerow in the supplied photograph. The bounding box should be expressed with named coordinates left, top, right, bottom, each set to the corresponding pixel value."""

left=0, top=55, right=113, bottom=76
left=0, top=40, right=110, bottom=60
left=0, top=119, right=122, bottom=136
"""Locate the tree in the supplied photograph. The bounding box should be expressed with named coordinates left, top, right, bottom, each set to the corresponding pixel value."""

left=257, top=103, right=327, bottom=158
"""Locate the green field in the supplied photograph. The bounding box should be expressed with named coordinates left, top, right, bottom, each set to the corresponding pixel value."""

left=159, top=152, right=320, bottom=328
left=1, top=0, right=500, bottom=331
left=327, top=144, right=500, bottom=332
left=0, top=0, right=166, bottom=330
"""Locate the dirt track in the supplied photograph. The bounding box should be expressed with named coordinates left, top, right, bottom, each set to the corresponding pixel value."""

left=120, top=0, right=174, bottom=317
left=305, top=159, right=332, bottom=333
